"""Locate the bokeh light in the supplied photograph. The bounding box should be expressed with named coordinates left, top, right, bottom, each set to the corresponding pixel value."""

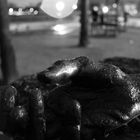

left=102, top=6, right=109, bottom=14
left=40, top=0, right=78, bottom=18
left=56, top=1, right=65, bottom=11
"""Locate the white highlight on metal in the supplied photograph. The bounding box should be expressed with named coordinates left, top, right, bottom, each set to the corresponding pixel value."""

left=18, top=107, right=25, bottom=118
left=55, top=65, right=77, bottom=77
left=77, top=125, right=80, bottom=131
left=116, top=69, right=125, bottom=79
left=76, top=102, right=81, bottom=110
left=122, top=115, right=129, bottom=120
left=131, top=103, right=140, bottom=114
left=130, top=86, right=140, bottom=100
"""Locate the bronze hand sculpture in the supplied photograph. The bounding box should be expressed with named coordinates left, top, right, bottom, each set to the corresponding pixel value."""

left=0, top=56, right=140, bottom=140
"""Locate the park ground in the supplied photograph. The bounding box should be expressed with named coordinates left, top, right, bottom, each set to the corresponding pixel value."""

left=11, top=25, right=140, bottom=77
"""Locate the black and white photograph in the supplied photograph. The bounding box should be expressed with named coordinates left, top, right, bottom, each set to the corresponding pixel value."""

left=1, top=0, right=140, bottom=140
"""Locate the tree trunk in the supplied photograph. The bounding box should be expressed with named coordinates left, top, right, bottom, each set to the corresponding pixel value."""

left=79, top=0, right=89, bottom=47
left=0, top=0, right=18, bottom=84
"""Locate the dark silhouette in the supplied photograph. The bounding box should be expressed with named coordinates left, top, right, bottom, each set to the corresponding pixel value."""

left=92, top=7, right=99, bottom=23
left=0, top=0, right=18, bottom=84
left=79, top=0, right=89, bottom=47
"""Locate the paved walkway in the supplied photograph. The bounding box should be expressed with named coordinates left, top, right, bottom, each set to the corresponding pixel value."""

left=10, top=17, right=140, bottom=34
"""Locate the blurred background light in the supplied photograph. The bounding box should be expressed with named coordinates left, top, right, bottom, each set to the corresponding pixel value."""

left=112, top=3, right=117, bottom=8
left=56, top=1, right=65, bottom=11
left=93, top=6, right=98, bottom=12
left=40, top=0, right=78, bottom=18
left=9, top=8, right=14, bottom=15
left=102, top=6, right=109, bottom=14
left=72, top=4, right=77, bottom=10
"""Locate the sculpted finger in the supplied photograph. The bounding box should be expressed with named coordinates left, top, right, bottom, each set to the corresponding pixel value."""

left=1, top=86, right=17, bottom=111
left=29, top=88, right=46, bottom=140
left=37, top=56, right=91, bottom=86
left=0, top=86, right=17, bottom=133
left=70, top=61, right=128, bottom=89
left=37, top=56, right=129, bottom=89
left=9, top=106, right=28, bottom=137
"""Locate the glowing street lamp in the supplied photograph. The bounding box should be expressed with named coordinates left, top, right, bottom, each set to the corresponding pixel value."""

left=102, top=6, right=109, bottom=14
left=40, top=0, right=78, bottom=18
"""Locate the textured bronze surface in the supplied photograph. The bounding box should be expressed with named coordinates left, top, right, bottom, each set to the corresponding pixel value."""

left=0, top=56, right=140, bottom=140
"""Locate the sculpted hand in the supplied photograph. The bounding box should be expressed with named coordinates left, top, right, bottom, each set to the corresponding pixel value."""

left=37, top=56, right=140, bottom=140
